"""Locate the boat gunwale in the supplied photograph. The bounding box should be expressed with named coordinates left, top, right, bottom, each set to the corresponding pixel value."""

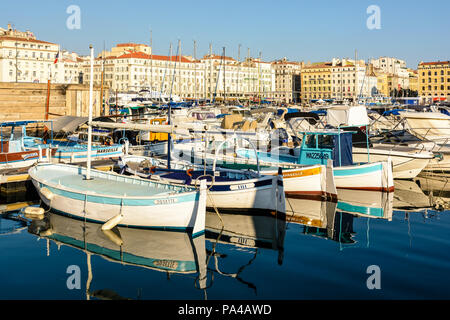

left=29, top=163, right=199, bottom=200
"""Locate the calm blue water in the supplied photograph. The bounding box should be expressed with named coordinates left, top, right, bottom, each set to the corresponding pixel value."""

left=0, top=181, right=449, bottom=300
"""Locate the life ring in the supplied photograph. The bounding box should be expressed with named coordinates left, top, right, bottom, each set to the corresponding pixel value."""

left=186, top=168, right=193, bottom=177
left=150, top=166, right=156, bottom=174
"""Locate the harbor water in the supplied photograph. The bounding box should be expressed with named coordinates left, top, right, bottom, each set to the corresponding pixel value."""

left=0, top=174, right=449, bottom=300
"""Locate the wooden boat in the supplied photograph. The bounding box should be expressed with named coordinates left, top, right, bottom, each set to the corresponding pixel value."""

left=119, top=154, right=286, bottom=214
left=29, top=163, right=207, bottom=236
left=23, top=136, right=123, bottom=164
left=171, top=140, right=337, bottom=201
left=236, top=129, right=394, bottom=192
left=1, top=121, right=54, bottom=170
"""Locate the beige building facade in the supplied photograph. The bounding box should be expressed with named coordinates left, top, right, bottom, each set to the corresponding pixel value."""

left=272, top=58, right=303, bottom=103
left=418, top=61, right=450, bottom=102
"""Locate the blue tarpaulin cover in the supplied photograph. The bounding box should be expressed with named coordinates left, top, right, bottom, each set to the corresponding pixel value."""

left=332, top=132, right=353, bottom=167
left=382, top=109, right=405, bottom=116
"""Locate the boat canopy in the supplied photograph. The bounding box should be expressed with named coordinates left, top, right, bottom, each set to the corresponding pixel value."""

left=284, top=112, right=320, bottom=125
left=326, top=105, right=369, bottom=127
left=49, top=116, right=115, bottom=134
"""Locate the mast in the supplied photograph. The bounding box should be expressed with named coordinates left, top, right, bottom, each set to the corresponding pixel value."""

left=100, top=41, right=105, bottom=115
left=247, top=48, right=250, bottom=102
left=209, top=43, right=213, bottom=102
left=223, top=46, right=226, bottom=103
left=150, top=29, right=153, bottom=93
left=86, top=44, right=94, bottom=180
left=258, top=51, right=262, bottom=103
left=159, top=43, right=172, bottom=104
left=178, top=41, right=182, bottom=99
left=194, top=40, right=197, bottom=103
left=168, top=40, right=181, bottom=170
left=354, top=49, right=357, bottom=104
left=237, top=44, right=241, bottom=101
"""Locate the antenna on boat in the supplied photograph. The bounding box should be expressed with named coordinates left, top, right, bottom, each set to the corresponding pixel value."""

left=86, top=44, right=94, bottom=180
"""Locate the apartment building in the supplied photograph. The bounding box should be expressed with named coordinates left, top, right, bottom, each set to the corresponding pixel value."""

left=0, top=24, right=62, bottom=83
left=330, top=58, right=376, bottom=101
left=82, top=44, right=275, bottom=101
left=370, top=56, right=409, bottom=89
left=301, top=62, right=332, bottom=102
left=272, top=58, right=303, bottom=103
left=418, top=60, right=450, bottom=102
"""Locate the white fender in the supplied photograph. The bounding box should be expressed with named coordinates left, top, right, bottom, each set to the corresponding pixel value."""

left=40, top=187, right=54, bottom=201
left=24, top=206, right=45, bottom=219
left=101, top=213, right=124, bottom=231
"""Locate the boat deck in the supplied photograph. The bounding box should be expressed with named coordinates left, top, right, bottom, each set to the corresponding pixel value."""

left=34, top=164, right=190, bottom=197
left=49, top=174, right=173, bottom=197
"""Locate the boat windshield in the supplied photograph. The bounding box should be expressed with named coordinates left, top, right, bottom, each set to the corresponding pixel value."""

left=305, top=134, right=334, bottom=149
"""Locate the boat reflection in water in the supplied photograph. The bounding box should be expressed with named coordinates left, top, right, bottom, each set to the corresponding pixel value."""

left=285, top=197, right=353, bottom=244
left=393, top=179, right=432, bottom=210
left=286, top=189, right=394, bottom=246
left=28, top=211, right=207, bottom=300
left=337, top=189, right=394, bottom=220
left=204, top=210, right=286, bottom=294
left=415, top=173, right=450, bottom=210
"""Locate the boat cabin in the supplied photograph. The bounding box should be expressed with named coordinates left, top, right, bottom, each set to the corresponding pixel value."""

left=298, top=129, right=355, bottom=167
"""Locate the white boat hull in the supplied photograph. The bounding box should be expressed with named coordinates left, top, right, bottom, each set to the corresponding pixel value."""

left=29, top=163, right=206, bottom=237
left=352, top=146, right=432, bottom=179
left=333, top=161, right=394, bottom=192
left=120, top=155, right=286, bottom=213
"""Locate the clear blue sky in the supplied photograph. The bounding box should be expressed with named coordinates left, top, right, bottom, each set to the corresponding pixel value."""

left=1, top=0, right=449, bottom=68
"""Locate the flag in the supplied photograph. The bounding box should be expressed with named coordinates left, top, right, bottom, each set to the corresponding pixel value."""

left=54, top=52, right=59, bottom=64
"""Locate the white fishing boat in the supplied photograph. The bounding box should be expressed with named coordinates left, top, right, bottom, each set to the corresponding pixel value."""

left=119, top=154, right=286, bottom=214
left=236, top=129, right=394, bottom=192
left=170, top=138, right=337, bottom=201
left=352, top=144, right=433, bottom=179
left=29, top=163, right=206, bottom=236
left=28, top=45, right=207, bottom=237
left=1, top=121, right=54, bottom=170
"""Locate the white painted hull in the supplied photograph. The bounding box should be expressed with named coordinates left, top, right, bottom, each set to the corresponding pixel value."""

left=353, top=146, right=433, bottom=179
left=120, top=155, right=285, bottom=213
left=262, top=164, right=337, bottom=201
left=0, top=157, right=49, bottom=170
left=29, top=163, right=206, bottom=236
left=333, top=161, right=394, bottom=192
